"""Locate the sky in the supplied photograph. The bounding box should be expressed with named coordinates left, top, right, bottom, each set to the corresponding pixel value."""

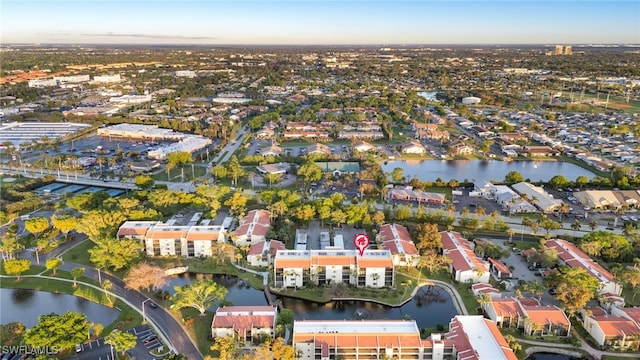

left=2, top=1, right=639, bottom=45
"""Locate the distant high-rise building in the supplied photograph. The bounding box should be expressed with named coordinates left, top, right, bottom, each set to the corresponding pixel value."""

left=555, top=45, right=564, bottom=55
left=564, top=45, right=573, bottom=55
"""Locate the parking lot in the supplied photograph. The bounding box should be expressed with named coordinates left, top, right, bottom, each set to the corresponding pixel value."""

left=297, top=221, right=364, bottom=251
left=66, top=325, right=163, bottom=360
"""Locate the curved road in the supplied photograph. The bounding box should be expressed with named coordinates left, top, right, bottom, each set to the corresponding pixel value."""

left=11, top=237, right=204, bottom=360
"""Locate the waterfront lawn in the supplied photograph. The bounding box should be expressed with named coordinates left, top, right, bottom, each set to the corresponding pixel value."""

left=176, top=307, right=215, bottom=357
left=0, top=272, right=142, bottom=332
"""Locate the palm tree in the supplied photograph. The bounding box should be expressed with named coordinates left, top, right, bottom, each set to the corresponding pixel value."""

left=102, top=280, right=113, bottom=306
left=570, top=220, right=582, bottom=236
left=589, top=220, right=598, bottom=232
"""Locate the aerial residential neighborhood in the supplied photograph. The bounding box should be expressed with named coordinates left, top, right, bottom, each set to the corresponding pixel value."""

left=1, top=1, right=640, bottom=360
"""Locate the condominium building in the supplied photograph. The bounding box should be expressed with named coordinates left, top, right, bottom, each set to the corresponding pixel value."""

left=273, top=249, right=394, bottom=288
left=378, top=223, right=419, bottom=266
left=233, top=210, right=271, bottom=246
left=545, top=239, right=622, bottom=295
left=211, top=306, right=278, bottom=344
left=117, top=221, right=226, bottom=257
left=439, top=232, right=490, bottom=283
left=292, top=316, right=517, bottom=360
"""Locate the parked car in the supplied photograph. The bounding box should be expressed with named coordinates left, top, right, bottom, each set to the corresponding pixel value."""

left=148, top=302, right=158, bottom=308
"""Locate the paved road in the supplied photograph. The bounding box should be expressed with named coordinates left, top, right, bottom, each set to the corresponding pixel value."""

left=12, top=239, right=204, bottom=360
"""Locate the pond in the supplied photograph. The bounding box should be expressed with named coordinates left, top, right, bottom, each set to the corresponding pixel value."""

left=0, top=288, right=120, bottom=328
left=166, top=274, right=458, bottom=329
left=382, top=160, right=595, bottom=183
left=525, top=353, right=587, bottom=360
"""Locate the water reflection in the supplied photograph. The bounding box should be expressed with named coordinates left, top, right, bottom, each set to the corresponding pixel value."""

left=382, top=160, right=595, bottom=183
left=165, top=275, right=457, bottom=328
left=0, top=289, right=119, bottom=328
left=12, top=289, right=35, bottom=304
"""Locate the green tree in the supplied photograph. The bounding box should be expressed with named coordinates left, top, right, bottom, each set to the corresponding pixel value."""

left=45, top=257, right=62, bottom=275
left=25, top=217, right=49, bottom=264
left=224, top=192, right=249, bottom=217
left=575, top=175, right=589, bottom=189
left=70, top=267, right=85, bottom=287
left=24, top=312, right=90, bottom=352
left=88, top=238, right=143, bottom=271
left=104, top=330, right=137, bottom=357
left=297, top=162, right=322, bottom=191
left=504, top=171, right=523, bottom=184
left=226, top=155, right=245, bottom=186
left=52, top=215, right=78, bottom=241
left=391, top=167, right=404, bottom=182
left=415, top=223, right=442, bottom=253
left=25, top=217, right=50, bottom=240
left=210, top=334, right=240, bottom=360
left=134, top=175, right=155, bottom=190
left=547, top=267, right=599, bottom=317
left=102, top=280, right=114, bottom=306
left=548, top=175, right=570, bottom=189
left=172, top=279, right=228, bottom=315
left=3, top=258, right=31, bottom=280
left=0, top=232, right=23, bottom=260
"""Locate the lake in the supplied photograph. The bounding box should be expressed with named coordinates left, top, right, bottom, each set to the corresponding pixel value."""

left=382, top=160, right=595, bottom=183
left=166, top=274, right=458, bottom=329
left=0, top=288, right=120, bottom=328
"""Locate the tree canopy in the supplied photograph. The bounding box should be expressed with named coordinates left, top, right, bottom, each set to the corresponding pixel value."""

left=172, top=279, right=228, bottom=315
left=24, top=312, right=90, bottom=352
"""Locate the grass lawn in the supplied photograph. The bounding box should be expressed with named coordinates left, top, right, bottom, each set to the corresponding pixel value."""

left=153, top=165, right=208, bottom=182
left=173, top=307, right=216, bottom=357
left=61, top=239, right=95, bottom=266
left=0, top=270, right=142, bottom=332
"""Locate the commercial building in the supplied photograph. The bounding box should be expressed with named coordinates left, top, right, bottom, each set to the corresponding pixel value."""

left=147, top=135, right=212, bottom=160
left=511, top=182, right=564, bottom=213
left=273, top=249, right=394, bottom=289
left=109, top=94, right=153, bottom=105
left=93, top=74, right=122, bottom=83
left=0, top=121, right=91, bottom=146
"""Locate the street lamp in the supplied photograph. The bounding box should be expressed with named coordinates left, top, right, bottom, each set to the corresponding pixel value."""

left=97, top=267, right=103, bottom=285
left=142, top=298, right=152, bottom=322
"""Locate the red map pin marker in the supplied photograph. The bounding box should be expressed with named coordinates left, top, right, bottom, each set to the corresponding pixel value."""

left=354, top=233, right=370, bottom=256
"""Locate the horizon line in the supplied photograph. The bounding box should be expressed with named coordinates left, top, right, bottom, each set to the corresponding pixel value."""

left=3, top=42, right=640, bottom=47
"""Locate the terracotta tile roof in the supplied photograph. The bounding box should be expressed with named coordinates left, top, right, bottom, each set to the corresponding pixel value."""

left=275, top=258, right=311, bottom=269
left=117, top=227, right=150, bottom=237
left=212, top=306, right=277, bottom=334
left=146, top=228, right=188, bottom=239
left=185, top=230, right=220, bottom=241
left=522, top=305, right=570, bottom=327
left=357, top=258, right=394, bottom=268
left=546, top=239, right=615, bottom=282
left=615, top=307, right=640, bottom=323
left=490, top=298, right=524, bottom=318
left=591, top=316, right=640, bottom=338
left=518, top=297, right=540, bottom=306
left=248, top=240, right=285, bottom=256
left=313, top=256, right=354, bottom=266
left=445, top=316, right=517, bottom=360
left=440, top=232, right=488, bottom=273
left=489, top=258, right=511, bottom=275
left=585, top=307, right=608, bottom=317
left=381, top=239, right=419, bottom=255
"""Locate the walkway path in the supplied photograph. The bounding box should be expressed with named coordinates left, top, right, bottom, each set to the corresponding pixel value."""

left=7, top=241, right=203, bottom=360
left=519, top=337, right=640, bottom=359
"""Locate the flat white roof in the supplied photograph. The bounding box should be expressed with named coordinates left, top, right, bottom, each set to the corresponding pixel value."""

left=456, top=316, right=508, bottom=360
left=293, top=320, right=419, bottom=334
